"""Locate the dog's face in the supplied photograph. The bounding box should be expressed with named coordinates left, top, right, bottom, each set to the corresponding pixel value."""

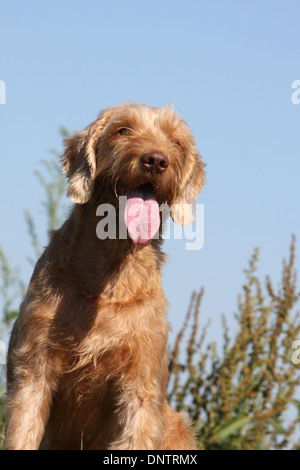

left=62, top=103, right=205, bottom=227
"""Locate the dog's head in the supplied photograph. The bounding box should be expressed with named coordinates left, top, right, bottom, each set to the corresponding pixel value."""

left=62, top=103, right=205, bottom=242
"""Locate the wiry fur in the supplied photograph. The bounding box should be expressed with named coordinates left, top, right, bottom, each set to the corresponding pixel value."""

left=4, top=103, right=205, bottom=450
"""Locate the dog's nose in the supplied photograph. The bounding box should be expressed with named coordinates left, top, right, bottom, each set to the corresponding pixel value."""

left=141, top=151, right=169, bottom=174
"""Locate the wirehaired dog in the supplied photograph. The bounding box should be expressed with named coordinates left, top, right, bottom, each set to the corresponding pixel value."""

left=4, top=103, right=205, bottom=450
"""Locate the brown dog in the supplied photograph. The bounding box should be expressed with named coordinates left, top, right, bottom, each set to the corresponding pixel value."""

left=4, top=103, right=205, bottom=450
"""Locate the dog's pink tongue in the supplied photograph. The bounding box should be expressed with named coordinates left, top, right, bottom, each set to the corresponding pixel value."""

left=124, top=189, right=160, bottom=244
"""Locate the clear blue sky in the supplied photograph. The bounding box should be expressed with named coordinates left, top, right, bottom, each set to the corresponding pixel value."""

left=1, top=0, right=300, bottom=347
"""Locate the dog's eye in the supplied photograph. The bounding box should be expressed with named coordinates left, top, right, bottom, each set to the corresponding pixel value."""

left=173, top=139, right=183, bottom=150
left=118, top=128, right=132, bottom=136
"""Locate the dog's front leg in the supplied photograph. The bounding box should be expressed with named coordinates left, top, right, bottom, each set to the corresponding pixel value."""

left=4, top=357, right=58, bottom=451
left=4, top=313, right=60, bottom=450
left=109, top=382, right=164, bottom=450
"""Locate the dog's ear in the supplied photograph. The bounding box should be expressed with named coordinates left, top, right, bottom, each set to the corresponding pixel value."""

left=171, top=150, right=206, bottom=225
left=62, top=128, right=94, bottom=204
left=62, top=108, right=114, bottom=204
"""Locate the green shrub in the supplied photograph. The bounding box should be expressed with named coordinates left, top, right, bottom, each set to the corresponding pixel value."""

left=168, top=237, right=300, bottom=449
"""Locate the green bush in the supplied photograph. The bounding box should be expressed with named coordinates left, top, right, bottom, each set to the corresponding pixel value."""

left=168, top=237, right=300, bottom=449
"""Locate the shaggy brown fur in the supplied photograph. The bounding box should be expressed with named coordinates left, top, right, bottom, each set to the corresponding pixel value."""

left=4, top=103, right=205, bottom=450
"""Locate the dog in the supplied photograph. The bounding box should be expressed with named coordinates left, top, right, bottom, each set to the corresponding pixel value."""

left=4, top=103, right=206, bottom=450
